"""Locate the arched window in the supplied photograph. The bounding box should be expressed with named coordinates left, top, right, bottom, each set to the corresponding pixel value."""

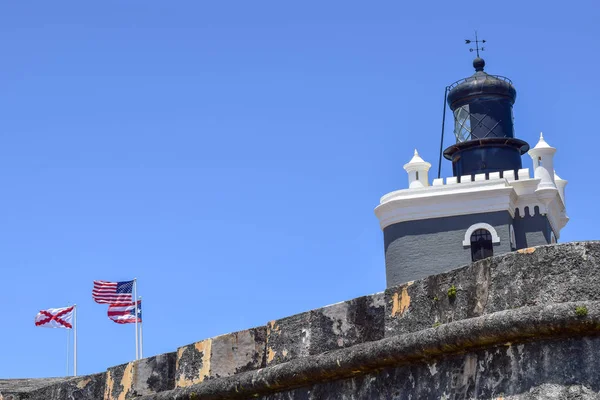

left=462, top=223, right=501, bottom=247
left=470, top=229, right=493, bottom=261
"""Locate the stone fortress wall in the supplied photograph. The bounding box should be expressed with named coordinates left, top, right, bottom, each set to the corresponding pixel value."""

left=3, top=241, right=600, bottom=399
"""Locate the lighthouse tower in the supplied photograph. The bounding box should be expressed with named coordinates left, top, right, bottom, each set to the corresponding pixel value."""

left=375, top=56, right=569, bottom=288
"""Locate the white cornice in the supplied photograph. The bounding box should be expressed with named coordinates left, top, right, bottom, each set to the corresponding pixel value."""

left=380, top=179, right=510, bottom=203
left=375, top=173, right=568, bottom=235
left=375, top=182, right=517, bottom=229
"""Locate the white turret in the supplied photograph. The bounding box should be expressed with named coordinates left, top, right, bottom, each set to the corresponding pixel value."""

left=403, top=149, right=431, bottom=189
left=528, top=132, right=558, bottom=204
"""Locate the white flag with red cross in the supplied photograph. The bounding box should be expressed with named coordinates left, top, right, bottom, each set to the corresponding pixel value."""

left=34, top=306, right=74, bottom=329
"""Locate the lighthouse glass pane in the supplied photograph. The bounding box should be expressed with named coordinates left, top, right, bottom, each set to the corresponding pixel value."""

left=454, top=105, right=471, bottom=142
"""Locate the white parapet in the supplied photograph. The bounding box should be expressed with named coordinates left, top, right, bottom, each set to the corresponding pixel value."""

left=375, top=164, right=567, bottom=240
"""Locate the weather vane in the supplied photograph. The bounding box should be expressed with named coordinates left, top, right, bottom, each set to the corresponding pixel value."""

left=465, top=31, right=486, bottom=58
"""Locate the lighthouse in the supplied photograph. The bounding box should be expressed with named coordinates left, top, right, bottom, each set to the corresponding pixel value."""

left=375, top=55, right=569, bottom=288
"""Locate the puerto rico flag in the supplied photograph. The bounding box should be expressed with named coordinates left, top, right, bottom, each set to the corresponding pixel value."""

left=108, top=300, right=142, bottom=324
left=35, top=306, right=74, bottom=329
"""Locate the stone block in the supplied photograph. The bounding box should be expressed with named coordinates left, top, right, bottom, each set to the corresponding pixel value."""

left=175, top=326, right=266, bottom=388
left=503, top=169, right=516, bottom=181
left=309, top=293, right=385, bottom=355
left=266, top=293, right=385, bottom=365
left=265, top=311, right=310, bottom=365
left=104, top=353, right=176, bottom=399
left=474, top=173, right=486, bottom=181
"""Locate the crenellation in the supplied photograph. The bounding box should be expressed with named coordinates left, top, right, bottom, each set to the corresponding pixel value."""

left=517, top=167, right=530, bottom=180
left=489, top=171, right=501, bottom=180
left=474, top=172, right=486, bottom=181
left=503, top=169, right=516, bottom=181
left=380, top=165, right=538, bottom=197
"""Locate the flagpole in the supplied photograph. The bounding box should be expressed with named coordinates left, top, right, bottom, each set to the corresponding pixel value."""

left=133, top=278, right=138, bottom=361
left=139, top=296, right=143, bottom=359
left=73, top=304, right=77, bottom=377
left=66, top=313, right=70, bottom=376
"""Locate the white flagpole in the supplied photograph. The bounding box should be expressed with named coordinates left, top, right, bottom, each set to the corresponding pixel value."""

left=133, top=279, right=138, bottom=361
left=139, top=296, right=143, bottom=359
left=66, top=314, right=70, bottom=376
left=73, top=304, right=77, bottom=377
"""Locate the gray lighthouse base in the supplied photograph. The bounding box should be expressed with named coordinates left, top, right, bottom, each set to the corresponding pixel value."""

left=383, top=209, right=553, bottom=288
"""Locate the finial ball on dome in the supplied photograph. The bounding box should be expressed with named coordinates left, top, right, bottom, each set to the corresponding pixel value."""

left=473, top=57, right=485, bottom=72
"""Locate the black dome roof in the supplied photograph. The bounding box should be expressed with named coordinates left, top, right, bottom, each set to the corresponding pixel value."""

left=447, top=58, right=516, bottom=110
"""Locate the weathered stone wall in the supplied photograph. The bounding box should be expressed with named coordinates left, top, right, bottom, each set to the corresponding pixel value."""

left=174, top=326, right=266, bottom=387
left=0, top=378, right=68, bottom=400
left=3, top=242, right=600, bottom=400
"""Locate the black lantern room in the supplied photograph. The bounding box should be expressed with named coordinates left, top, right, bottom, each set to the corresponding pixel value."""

left=443, top=58, right=529, bottom=178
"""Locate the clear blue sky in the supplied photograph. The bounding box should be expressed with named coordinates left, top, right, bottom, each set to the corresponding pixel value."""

left=1, top=1, right=598, bottom=378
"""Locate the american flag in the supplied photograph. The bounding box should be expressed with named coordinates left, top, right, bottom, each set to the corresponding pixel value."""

left=92, top=280, right=134, bottom=304
left=108, top=300, right=142, bottom=324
